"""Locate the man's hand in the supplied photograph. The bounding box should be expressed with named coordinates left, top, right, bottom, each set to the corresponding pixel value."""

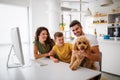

left=77, top=51, right=86, bottom=57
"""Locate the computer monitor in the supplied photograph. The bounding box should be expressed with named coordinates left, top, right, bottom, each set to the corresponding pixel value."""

left=7, top=27, right=25, bottom=68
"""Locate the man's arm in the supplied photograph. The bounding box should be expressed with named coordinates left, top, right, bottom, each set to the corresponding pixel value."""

left=85, top=46, right=101, bottom=61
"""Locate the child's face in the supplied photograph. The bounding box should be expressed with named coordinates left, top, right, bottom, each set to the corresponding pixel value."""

left=55, top=36, right=64, bottom=46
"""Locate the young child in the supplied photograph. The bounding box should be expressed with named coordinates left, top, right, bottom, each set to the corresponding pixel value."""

left=49, top=32, right=72, bottom=63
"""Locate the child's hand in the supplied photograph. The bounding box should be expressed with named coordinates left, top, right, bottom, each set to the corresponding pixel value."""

left=53, top=58, right=59, bottom=63
left=49, top=52, right=54, bottom=56
left=49, top=50, right=55, bottom=56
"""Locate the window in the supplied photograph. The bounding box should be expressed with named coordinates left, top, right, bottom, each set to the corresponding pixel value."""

left=0, top=4, right=29, bottom=44
left=0, top=4, right=29, bottom=66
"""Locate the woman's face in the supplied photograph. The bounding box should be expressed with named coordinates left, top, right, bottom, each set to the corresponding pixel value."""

left=38, top=30, right=48, bottom=43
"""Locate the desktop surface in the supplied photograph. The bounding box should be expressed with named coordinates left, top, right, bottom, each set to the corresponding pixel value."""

left=0, top=58, right=101, bottom=80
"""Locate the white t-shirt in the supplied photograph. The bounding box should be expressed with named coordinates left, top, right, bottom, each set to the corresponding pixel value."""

left=73, top=34, right=98, bottom=47
left=85, top=34, right=98, bottom=46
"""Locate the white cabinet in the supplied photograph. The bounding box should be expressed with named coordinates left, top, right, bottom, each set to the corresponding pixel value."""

left=98, top=39, right=120, bottom=76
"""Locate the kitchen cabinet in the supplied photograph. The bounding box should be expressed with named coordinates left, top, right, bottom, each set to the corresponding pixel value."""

left=107, top=13, right=120, bottom=38
left=108, top=13, right=120, bottom=24
left=98, top=39, right=120, bottom=76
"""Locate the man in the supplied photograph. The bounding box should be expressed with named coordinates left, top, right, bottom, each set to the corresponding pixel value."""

left=69, top=20, right=100, bottom=61
left=69, top=20, right=101, bottom=80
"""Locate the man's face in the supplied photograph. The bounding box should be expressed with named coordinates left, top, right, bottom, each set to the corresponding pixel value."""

left=71, top=24, right=82, bottom=37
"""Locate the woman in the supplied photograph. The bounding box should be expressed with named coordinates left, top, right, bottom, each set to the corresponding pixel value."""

left=33, top=27, right=55, bottom=59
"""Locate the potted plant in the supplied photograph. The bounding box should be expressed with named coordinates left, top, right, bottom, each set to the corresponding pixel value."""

left=59, top=23, right=65, bottom=31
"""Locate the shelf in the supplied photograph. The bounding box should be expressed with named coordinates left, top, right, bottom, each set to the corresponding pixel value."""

left=93, top=23, right=107, bottom=24
left=108, top=23, right=120, bottom=24
left=93, top=15, right=107, bottom=17
left=93, top=15, right=107, bottom=24
left=93, top=12, right=107, bottom=17
left=108, top=12, right=120, bottom=15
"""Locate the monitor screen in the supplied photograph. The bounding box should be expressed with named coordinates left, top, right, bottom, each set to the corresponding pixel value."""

left=10, top=27, right=25, bottom=66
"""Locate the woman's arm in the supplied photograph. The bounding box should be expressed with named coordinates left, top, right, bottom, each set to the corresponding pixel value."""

left=34, top=44, right=49, bottom=59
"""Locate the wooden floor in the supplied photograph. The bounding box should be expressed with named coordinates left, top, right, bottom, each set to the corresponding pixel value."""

left=101, top=72, right=120, bottom=80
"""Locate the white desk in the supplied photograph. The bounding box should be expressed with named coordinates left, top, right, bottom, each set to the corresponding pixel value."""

left=0, top=58, right=101, bottom=80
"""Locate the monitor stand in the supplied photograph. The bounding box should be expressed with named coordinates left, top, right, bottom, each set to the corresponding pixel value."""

left=6, top=45, right=23, bottom=68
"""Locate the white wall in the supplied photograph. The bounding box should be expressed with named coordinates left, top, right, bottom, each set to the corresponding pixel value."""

left=0, top=4, right=29, bottom=44
left=0, top=0, right=61, bottom=59
left=29, top=0, right=61, bottom=59
left=29, top=0, right=61, bottom=38
left=0, top=0, right=29, bottom=6
left=47, top=0, right=61, bottom=38
left=89, top=0, right=120, bottom=15
left=83, top=0, right=120, bottom=37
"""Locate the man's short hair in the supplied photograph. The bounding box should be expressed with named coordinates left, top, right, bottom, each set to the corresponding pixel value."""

left=69, top=20, right=82, bottom=28
left=54, top=32, right=63, bottom=39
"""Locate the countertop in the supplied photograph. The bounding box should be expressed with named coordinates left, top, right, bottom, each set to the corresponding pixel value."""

left=97, top=37, right=120, bottom=44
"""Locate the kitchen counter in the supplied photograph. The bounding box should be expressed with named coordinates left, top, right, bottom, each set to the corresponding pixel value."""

left=98, top=37, right=120, bottom=76
left=97, top=37, right=120, bottom=44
